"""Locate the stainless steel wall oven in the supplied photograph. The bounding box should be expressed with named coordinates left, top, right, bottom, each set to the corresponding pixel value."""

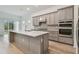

left=59, top=21, right=73, bottom=38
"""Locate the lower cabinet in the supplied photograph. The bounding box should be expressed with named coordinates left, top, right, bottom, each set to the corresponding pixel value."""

left=13, top=33, right=48, bottom=54
left=29, top=37, right=41, bottom=54
left=48, top=31, right=58, bottom=41
left=59, top=37, right=73, bottom=45
left=49, top=36, right=58, bottom=41
left=48, top=31, right=73, bottom=45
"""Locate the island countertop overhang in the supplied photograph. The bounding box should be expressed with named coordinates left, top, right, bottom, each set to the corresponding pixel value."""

left=9, top=30, right=49, bottom=37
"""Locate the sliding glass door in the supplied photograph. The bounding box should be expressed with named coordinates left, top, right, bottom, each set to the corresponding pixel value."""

left=0, top=20, right=5, bottom=35
left=0, top=19, right=14, bottom=35
left=4, top=21, right=14, bottom=33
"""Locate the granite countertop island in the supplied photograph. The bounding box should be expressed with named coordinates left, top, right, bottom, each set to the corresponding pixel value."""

left=10, top=30, right=48, bottom=37
left=9, top=30, right=49, bottom=54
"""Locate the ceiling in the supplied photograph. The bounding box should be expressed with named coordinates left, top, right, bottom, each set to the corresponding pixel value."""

left=0, top=5, right=54, bottom=16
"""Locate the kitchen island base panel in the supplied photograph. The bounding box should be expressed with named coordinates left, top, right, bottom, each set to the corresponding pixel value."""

left=9, top=31, right=48, bottom=54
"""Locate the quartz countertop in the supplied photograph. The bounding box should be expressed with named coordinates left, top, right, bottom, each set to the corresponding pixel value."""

left=10, top=30, right=48, bottom=37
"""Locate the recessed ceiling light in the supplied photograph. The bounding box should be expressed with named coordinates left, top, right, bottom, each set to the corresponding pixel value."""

left=26, top=8, right=30, bottom=11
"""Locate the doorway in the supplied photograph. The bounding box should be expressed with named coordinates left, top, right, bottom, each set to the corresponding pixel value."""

left=0, top=20, right=14, bottom=42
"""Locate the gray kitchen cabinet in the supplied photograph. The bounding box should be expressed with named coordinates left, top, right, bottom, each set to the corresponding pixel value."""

left=58, top=37, right=65, bottom=43
left=59, top=37, right=73, bottom=45
left=47, top=26, right=58, bottom=31
left=10, top=31, right=48, bottom=54
left=48, top=31, right=58, bottom=41
left=58, top=9, right=66, bottom=21
left=49, top=36, right=58, bottom=41
left=58, top=9, right=62, bottom=21
left=14, top=34, right=30, bottom=53
left=30, top=37, right=41, bottom=53
left=49, top=31, right=58, bottom=37
left=47, top=11, right=58, bottom=25
left=46, top=14, right=50, bottom=24
left=39, top=15, right=46, bottom=22
left=47, top=25, right=58, bottom=41
left=47, top=13, right=55, bottom=25
left=65, top=6, right=74, bottom=20
left=43, top=34, right=49, bottom=53
left=33, top=16, right=39, bottom=26
left=58, top=6, right=74, bottom=21
left=54, top=11, right=59, bottom=25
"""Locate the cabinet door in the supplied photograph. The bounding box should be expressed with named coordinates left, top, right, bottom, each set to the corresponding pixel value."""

left=47, top=13, right=55, bottom=25
left=22, top=36, right=30, bottom=53
left=54, top=11, right=59, bottom=25
left=49, top=31, right=58, bottom=37
left=49, top=36, right=58, bottom=41
left=43, top=34, right=49, bottom=53
left=33, top=17, right=36, bottom=26
left=58, top=10, right=62, bottom=21
left=48, top=31, right=58, bottom=41
left=39, top=15, right=46, bottom=22
left=59, top=37, right=65, bottom=43
left=47, top=26, right=58, bottom=31
left=58, top=9, right=65, bottom=21
left=62, top=9, right=66, bottom=20
left=65, top=7, right=74, bottom=20
left=46, top=14, right=50, bottom=25
left=59, top=37, right=73, bottom=45
left=33, top=17, right=39, bottom=26
left=63, top=37, right=73, bottom=45
left=30, top=37, right=41, bottom=54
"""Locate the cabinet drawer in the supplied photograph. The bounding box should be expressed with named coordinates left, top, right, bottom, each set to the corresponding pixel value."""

left=49, top=31, right=58, bottom=37
left=59, top=37, right=73, bottom=45
left=49, top=36, right=58, bottom=41
left=59, top=37, right=65, bottom=43
left=47, top=26, right=58, bottom=31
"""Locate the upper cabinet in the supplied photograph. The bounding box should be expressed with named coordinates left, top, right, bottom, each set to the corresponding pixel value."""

left=47, top=11, right=58, bottom=25
left=33, top=16, right=39, bottom=26
left=33, top=14, right=49, bottom=26
left=65, top=6, right=74, bottom=20
left=58, top=9, right=66, bottom=21
left=47, top=13, right=54, bottom=25
left=54, top=11, right=59, bottom=25
left=58, top=6, right=74, bottom=21
left=32, top=6, right=74, bottom=26
left=39, top=15, right=46, bottom=22
left=44, top=14, right=50, bottom=23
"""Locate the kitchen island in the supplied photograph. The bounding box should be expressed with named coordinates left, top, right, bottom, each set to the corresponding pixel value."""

left=9, top=31, right=49, bottom=54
